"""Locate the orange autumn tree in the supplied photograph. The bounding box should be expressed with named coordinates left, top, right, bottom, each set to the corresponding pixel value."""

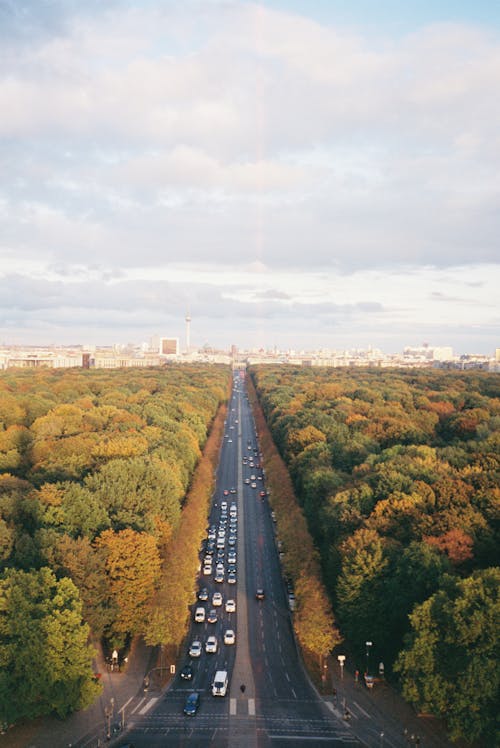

left=96, top=528, right=161, bottom=645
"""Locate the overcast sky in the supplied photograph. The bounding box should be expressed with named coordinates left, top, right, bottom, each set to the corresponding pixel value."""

left=1, top=0, right=499, bottom=354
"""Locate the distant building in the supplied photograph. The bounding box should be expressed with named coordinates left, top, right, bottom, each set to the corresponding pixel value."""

left=159, top=337, right=179, bottom=356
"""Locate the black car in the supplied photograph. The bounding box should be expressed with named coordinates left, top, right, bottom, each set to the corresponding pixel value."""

left=183, top=691, right=200, bottom=716
left=255, top=588, right=265, bottom=600
left=198, top=587, right=209, bottom=601
left=180, top=664, right=194, bottom=681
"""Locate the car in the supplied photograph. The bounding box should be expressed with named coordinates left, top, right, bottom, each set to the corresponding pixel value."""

left=223, top=489, right=229, bottom=496
left=189, top=640, right=202, bottom=657
left=194, top=607, right=206, bottom=623
left=216, top=562, right=224, bottom=574
left=228, top=550, right=236, bottom=562
left=198, top=587, right=209, bottom=601
left=207, top=608, right=217, bottom=624
left=225, top=598, right=236, bottom=613
left=212, top=592, right=223, bottom=607
left=215, top=571, right=224, bottom=583
left=228, top=536, right=236, bottom=546
left=244, top=478, right=250, bottom=485
left=227, top=572, right=236, bottom=584
left=205, top=635, right=218, bottom=653
left=259, top=491, right=266, bottom=498
left=251, top=482, right=257, bottom=489
left=227, top=564, right=236, bottom=574
left=255, top=588, right=265, bottom=600
left=224, top=629, right=236, bottom=645
left=183, top=691, right=200, bottom=716
left=203, top=564, right=212, bottom=576
left=228, top=438, right=232, bottom=442
left=221, top=501, right=227, bottom=510
left=180, top=664, right=194, bottom=681
left=230, top=487, right=236, bottom=494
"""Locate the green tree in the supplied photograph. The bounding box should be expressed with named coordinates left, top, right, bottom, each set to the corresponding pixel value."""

left=395, top=568, right=500, bottom=744
left=0, top=567, right=100, bottom=723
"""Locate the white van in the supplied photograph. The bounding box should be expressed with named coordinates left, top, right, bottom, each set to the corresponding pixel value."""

left=212, top=670, right=228, bottom=696
left=194, top=607, right=206, bottom=623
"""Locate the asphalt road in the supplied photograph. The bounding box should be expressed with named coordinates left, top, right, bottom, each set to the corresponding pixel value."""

left=120, top=373, right=359, bottom=746
left=1, top=375, right=452, bottom=748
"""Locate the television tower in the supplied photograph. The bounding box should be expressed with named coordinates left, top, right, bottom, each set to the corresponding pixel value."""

left=185, top=310, right=191, bottom=352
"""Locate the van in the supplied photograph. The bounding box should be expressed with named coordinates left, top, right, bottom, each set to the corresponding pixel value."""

left=194, top=607, right=205, bottom=623
left=212, top=670, right=228, bottom=696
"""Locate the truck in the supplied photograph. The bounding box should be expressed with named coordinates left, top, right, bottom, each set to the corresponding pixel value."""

left=212, top=670, right=228, bottom=696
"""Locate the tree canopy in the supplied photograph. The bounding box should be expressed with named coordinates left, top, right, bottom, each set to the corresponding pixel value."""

left=251, top=365, right=500, bottom=744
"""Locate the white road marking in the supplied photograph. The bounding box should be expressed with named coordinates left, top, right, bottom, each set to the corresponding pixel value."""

left=120, top=695, right=134, bottom=712
left=248, top=698, right=255, bottom=715
left=138, top=697, right=158, bottom=715
left=230, top=698, right=237, bottom=715
left=352, top=700, right=371, bottom=718
left=130, top=696, right=146, bottom=714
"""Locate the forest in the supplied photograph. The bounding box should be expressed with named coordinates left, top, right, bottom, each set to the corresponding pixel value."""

left=250, top=365, right=499, bottom=744
left=0, top=364, right=230, bottom=725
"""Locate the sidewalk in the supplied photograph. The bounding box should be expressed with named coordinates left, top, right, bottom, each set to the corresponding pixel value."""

left=323, top=654, right=454, bottom=748
left=2, top=637, right=157, bottom=748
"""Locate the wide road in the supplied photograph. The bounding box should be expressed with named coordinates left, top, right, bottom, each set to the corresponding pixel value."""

left=118, top=373, right=359, bottom=747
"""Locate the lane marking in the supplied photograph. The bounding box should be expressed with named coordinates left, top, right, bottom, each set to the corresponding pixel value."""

left=352, top=700, right=371, bottom=718
left=138, top=697, right=158, bottom=715
left=130, top=696, right=146, bottom=714
left=119, top=695, right=134, bottom=712
left=230, top=697, right=237, bottom=715
left=248, top=698, right=255, bottom=715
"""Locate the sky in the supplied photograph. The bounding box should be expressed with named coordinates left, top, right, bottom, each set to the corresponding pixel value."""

left=0, top=0, right=499, bottom=354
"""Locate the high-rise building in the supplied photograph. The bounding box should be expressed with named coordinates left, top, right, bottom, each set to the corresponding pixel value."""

left=159, top=338, right=179, bottom=356
left=185, top=311, right=191, bottom=352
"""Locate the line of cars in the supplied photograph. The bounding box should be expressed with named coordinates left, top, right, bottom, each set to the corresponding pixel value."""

left=182, top=490, right=239, bottom=716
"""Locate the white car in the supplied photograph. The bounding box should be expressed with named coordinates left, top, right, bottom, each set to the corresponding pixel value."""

left=224, top=630, right=236, bottom=645
left=189, top=640, right=202, bottom=658
left=205, top=635, right=218, bottom=653
left=225, top=599, right=236, bottom=613
left=212, top=592, right=223, bottom=607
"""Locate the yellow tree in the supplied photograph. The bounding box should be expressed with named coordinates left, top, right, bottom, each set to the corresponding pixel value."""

left=96, top=528, right=161, bottom=643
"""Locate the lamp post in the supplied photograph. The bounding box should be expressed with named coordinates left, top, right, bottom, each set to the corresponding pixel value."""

left=104, top=697, right=114, bottom=740
left=365, top=641, right=373, bottom=676
left=337, top=654, right=346, bottom=680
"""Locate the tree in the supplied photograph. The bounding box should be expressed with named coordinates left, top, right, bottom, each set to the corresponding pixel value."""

left=96, top=528, right=161, bottom=644
left=395, top=568, right=500, bottom=744
left=0, top=567, right=100, bottom=723
left=294, top=573, right=342, bottom=664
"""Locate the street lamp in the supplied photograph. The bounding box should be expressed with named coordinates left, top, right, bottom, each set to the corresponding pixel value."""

left=104, top=697, right=114, bottom=740
left=365, top=641, right=373, bottom=676
left=337, top=654, right=346, bottom=680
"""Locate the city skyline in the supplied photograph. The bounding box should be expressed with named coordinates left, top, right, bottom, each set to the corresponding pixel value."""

left=1, top=1, right=499, bottom=353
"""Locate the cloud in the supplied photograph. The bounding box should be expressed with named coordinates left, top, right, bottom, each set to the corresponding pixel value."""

left=0, top=2, right=498, bottom=351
